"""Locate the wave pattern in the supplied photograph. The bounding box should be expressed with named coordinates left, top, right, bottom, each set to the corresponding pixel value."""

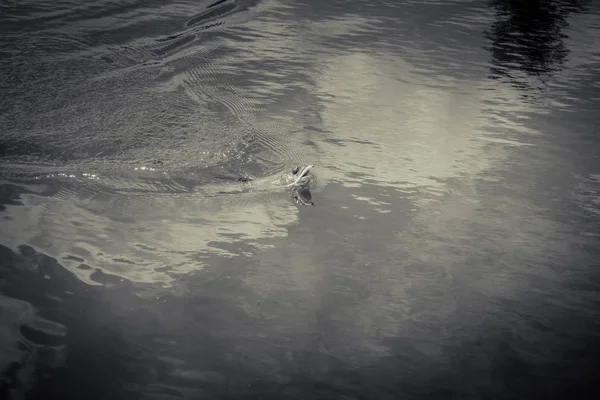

left=2, top=0, right=598, bottom=280
left=0, top=0, right=328, bottom=287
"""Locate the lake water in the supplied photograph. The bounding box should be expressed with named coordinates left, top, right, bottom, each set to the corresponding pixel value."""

left=1, top=0, right=599, bottom=399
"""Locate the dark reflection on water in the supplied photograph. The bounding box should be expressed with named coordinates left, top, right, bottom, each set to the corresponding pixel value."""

left=0, top=245, right=72, bottom=399
left=0, top=242, right=148, bottom=400
left=485, top=0, right=591, bottom=88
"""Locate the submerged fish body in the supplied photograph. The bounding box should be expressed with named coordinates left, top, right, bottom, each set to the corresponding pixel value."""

left=13, top=162, right=318, bottom=209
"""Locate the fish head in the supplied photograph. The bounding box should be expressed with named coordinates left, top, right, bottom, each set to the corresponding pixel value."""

left=289, top=165, right=314, bottom=188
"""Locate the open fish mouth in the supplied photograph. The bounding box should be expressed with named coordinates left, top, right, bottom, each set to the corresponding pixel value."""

left=293, top=187, right=314, bottom=206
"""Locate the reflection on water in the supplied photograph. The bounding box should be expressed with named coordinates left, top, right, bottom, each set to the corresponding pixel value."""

left=1, top=0, right=600, bottom=398
left=316, top=51, right=489, bottom=196
left=486, top=0, right=591, bottom=89
left=0, top=245, right=71, bottom=400
left=0, top=178, right=304, bottom=285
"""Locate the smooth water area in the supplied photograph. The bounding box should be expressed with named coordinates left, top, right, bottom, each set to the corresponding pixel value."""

left=1, top=0, right=599, bottom=398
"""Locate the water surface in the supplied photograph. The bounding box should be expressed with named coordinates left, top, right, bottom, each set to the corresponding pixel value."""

left=1, top=0, right=599, bottom=398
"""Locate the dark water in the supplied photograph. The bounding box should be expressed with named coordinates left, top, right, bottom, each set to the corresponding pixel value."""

left=1, top=0, right=599, bottom=398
